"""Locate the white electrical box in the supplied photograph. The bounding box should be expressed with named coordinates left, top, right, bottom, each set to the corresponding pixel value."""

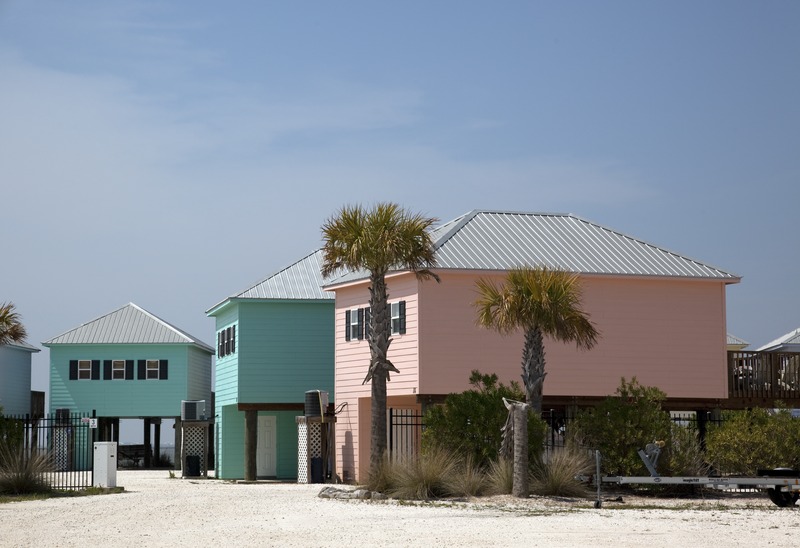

left=93, top=442, right=117, bottom=488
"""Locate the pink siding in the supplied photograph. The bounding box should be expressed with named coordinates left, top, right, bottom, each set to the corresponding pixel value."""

left=334, top=269, right=731, bottom=481
left=419, top=272, right=728, bottom=398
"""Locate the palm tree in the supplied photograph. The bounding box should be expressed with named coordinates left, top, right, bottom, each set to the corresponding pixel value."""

left=0, top=302, right=27, bottom=346
left=321, top=203, right=438, bottom=481
left=475, top=266, right=598, bottom=497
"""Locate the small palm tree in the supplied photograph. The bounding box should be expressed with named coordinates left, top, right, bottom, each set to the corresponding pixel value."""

left=475, top=266, right=598, bottom=497
left=321, top=203, right=438, bottom=481
left=0, top=303, right=27, bottom=346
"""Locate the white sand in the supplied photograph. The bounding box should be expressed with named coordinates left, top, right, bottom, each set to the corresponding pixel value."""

left=0, top=470, right=796, bottom=547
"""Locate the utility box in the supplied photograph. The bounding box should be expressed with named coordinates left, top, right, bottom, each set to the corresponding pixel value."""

left=93, top=442, right=117, bottom=488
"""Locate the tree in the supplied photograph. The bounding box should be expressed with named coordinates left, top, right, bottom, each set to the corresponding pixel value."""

left=321, top=203, right=438, bottom=481
left=474, top=266, right=598, bottom=497
left=0, top=302, right=27, bottom=346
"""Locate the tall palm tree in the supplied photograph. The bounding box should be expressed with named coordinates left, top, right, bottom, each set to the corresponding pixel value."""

left=0, top=302, right=27, bottom=346
left=321, top=203, right=438, bottom=480
left=475, top=266, right=598, bottom=497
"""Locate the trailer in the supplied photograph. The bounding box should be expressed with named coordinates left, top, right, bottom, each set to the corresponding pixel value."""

left=587, top=444, right=800, bottom=509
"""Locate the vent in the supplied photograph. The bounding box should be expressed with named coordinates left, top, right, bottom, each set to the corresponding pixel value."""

left=181, top=400, right=206, bottom=421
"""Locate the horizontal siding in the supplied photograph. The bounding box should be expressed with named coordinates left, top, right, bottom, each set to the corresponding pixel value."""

left=238, top=301, right=334, bottom=404
left=0, top=346, right=33, bottom=415
left=213, top=304, right=239, bottom=406
left=49, top=344, right=197, bottom=417
left=186, top=346, right=213, bottom=402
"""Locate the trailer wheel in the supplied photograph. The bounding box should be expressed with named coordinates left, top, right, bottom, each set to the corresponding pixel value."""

left=767, top=488, right=797, bottom=507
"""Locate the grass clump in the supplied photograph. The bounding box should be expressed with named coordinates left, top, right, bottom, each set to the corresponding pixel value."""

left=530, top=447, right=591, bottom=498
left=387, top=446, right=457, bottom=500
left=485, top=457, right=514, bottom=495
left=444, top=455, right=487, bottom=497
left=0, top=445, right=53, bottom=495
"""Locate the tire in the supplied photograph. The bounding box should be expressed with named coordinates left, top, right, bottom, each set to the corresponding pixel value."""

left=767, top=487, right=796, bottom=507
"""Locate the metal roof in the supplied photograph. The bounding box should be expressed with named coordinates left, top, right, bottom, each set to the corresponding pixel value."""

left=756, top=327, right=800, bottom=352
left=207, top=250, right=334, bottom=314
left=726, top=333, right=749, bottom=348
left=327, top=210, right=740, bottom=286
left=1, top=340, right=40, bottom=353
left=43, top=303, right=215, bottom=354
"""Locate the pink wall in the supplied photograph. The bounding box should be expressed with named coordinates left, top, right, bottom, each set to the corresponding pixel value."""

left=419, top=271, right=729, bottom=398
left=333, top=269, right=732, bottom=481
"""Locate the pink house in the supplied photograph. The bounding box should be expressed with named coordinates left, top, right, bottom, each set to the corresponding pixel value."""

left=325, top=210, right=740, bottom=482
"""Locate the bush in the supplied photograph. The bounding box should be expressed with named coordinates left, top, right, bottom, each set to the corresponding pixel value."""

left=443, top=454, right=487, bottom=497
left=485, top=458, right=513, bottom=495
left=0, top=445, right=53, bottom=495
left=705, top=406, right=800, bottom=475
left=423, top=370, right=547, bottom=468
left=384, top=446, right=458, bottom=500
left=530, top=446, right=592, bottom=497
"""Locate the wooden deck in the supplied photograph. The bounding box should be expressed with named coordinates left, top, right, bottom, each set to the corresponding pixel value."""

left=727, top=350, right=800, bottom=407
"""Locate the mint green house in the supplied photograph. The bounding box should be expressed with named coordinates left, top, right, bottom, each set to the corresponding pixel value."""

left=43, top=303, right=214, bottom=464
left=206, top=250, right=334, bottom=480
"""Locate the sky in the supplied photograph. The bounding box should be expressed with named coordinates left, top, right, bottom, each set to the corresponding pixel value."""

left=2, top=2, right=799, bottom=409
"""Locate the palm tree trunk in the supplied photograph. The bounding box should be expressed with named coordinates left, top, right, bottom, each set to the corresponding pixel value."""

left=521, top=327, right=546, bottom=415
left=511, top=401, right=530, bottom=498
left=367, top=272, right=392, bottom=478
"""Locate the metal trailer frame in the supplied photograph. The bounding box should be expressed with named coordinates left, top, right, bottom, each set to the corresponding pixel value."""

left=588, top=446, right=800, bottom=509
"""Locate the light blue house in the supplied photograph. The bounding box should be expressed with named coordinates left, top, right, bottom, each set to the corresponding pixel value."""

left=206, top=250, right=334, bottom=480
left=0, top=340, right=39, bottom=416
left=43, top=303, right=214, bottom=464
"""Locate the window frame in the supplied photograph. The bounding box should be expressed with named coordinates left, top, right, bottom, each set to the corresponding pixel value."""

left=146, top=359, right=160, bottom=380
left=112, top=359, right=126, bottom=380
left=349, top=308, right=360, bottom=341
left=78, top=360, right=92, bottom=380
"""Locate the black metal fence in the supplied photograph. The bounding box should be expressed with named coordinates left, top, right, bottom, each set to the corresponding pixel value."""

left=0, top=411, right=95, bottom=490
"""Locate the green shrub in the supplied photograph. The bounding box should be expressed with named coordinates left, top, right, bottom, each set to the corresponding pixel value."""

left=0, top=445, right=52, bottom=495
left=665, top=421, right=709, bottom=476
left=705, top=406, right=800, bottom=475
left=530, top=446, right=592, bottom=497
left=570, top=377, right=673, bottom=476
left=423, top=370, right=547, bottom=468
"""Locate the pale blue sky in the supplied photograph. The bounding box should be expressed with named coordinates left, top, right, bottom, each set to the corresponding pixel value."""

left=2, top=2, right=799, bottom=402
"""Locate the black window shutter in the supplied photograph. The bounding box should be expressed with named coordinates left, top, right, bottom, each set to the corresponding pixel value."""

left=160, top=360, right=168, bottom=380
left=103, top=360, right=112, bottom=380
left=225, top=327, right=231, bottom=355
left=364, top=307, right=372, bottom=339
left=399, top=300, right=406, bottom=334
left=345, top=310, right=351, bottom=341
left=91, top=360, right=101, bottom=380
left=138, top=360, right=146, bottom=380
left=357, top=308, right=364, bottom=340
left=69, top=360, right=78, bottom=380
left=231, top=325, right=236, bottom=353
left=126, top=360, right=134, bottom=380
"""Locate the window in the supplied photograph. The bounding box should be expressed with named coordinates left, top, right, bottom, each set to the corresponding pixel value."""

left=146, top=359, right=160, bottom=379
left=391, top=301, right=406, bottom=335
left=78, top=360, right=91, bottom=380
left=217, top=325, right=236, bottom=358
left=112, top=360, right=126, bottom=380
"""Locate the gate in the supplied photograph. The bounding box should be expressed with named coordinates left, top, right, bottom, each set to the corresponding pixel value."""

left=388, top=408, right=424, bottom=461
left=1, top=411, right=95, bottom=490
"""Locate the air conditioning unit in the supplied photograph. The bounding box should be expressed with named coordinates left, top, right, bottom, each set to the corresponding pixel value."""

left=181, top=400, right=206, bottom=421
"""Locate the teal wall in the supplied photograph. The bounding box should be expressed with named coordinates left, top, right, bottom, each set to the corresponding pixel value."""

left=49, top=343, right=212, bottom=417
left=215, top=404, right=301, bottom=480
left=237, top=300, right=334, bottom=403
left=210, top=299, right=333, bottom=479
left=0, top=346, right=33, bottom=415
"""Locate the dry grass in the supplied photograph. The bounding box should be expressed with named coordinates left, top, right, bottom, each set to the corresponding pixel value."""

left=444, top=455, right=487, bottom=497
left=0, top=445, right=53, bottom=495
left=530, top=447, right=592, bottom=498
left=485, top=457, right=514, bottom=495
left=387, top=446, right=458, bottom=500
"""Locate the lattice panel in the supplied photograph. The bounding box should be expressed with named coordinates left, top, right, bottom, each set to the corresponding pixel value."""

left=54, top=428, right=70, bottom=471
left=297, top=422, right=308, bottom=483
left=309, top=423, right=322, bottom=458
left=184, top=426, right=206, bottom=457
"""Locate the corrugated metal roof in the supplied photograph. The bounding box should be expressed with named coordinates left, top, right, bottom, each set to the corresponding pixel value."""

left=43, top=303, right=215, bottom=354
left=756, top=327, right=800, bottom=351
left=327, top=210, right=740, bottom=286
left=727, top=333, right=748, bottom=347
left=1, top=340, right=40, bottom=353
left=207, top=250, right=334, bottom=314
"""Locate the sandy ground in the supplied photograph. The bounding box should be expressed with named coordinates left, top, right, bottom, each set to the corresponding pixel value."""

left=0, top=470, right=797, bottom=547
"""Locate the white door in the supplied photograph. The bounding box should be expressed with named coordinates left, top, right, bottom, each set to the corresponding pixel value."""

left=257, top=415, right=277, bottom=477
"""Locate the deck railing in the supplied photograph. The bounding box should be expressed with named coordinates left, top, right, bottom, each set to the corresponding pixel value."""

left=728, top=351, right=800, bottom=401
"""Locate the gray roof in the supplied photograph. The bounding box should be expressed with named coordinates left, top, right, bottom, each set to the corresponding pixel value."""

left=1, top=340, right=40, bottom=353
left=756, top=327, right=800, bottom=352
left=207, top=250, right=334, bottom=314
left=328, top=210, right=740, bottom=286
left=43, top=303, right=214, bottom=354
left=726, top=333, right=749, bottom=348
